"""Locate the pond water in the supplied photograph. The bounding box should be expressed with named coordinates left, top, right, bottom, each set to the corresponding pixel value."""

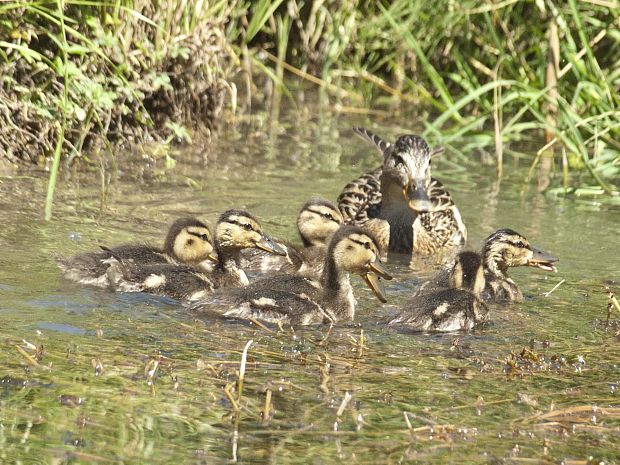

left=1, top=101, right=619, bottom=464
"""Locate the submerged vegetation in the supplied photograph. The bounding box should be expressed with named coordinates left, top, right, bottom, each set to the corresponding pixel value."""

left=0, top=0, right=618, bottom=217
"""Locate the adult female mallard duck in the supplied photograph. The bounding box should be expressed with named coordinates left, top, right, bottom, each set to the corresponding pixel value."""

left=337, top=127, right=466, bottom=261
left=191, top=225, right=392, bottom=326
left=106, top=209, right=286, bottom=301
left=56, top=217, right=217, bottom=287
left=388, top=251, right=488, bottom=332
left=417, top=229, right=558, bottom=302
left=240, top=198, right=343, bottom=276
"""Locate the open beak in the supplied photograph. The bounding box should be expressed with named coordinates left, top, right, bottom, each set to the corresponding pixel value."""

left=527, top=246, right=558, bottom=272
left=404, top=179, right=432, bottom=212
left=255, top=235, right=287, bottom=256
left=362, top=260, right=393, bottom=303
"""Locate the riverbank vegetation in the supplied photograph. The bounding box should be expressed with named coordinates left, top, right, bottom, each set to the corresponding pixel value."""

left=0, top=0, right=618, bottom=217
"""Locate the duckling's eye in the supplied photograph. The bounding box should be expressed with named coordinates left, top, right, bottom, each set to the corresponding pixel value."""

left=515, top=241, right=526, bottom=248
left=364, top=242, right=371, bottom=250
left=242, top=224, right=253, bottom=231
left=200, top=234, right=210, bottom=242
left=322, top=213, right=334, bottom=221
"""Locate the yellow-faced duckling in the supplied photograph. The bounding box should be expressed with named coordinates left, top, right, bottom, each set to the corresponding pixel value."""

left=389, top=251, right=488, bottom=332
left=191, top=225, right=392, bottom=326
left=418, top=228, right=558, bottom=302
left=241, top=198, right=343, bottom=275
left=106, top=209, right=286, bottom=301
left=337, top=127, right=466, bottom=259
left=56, top=217, right=216, bottom=287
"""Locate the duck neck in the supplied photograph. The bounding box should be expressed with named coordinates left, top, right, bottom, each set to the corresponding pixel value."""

left=215, top=243, right=248, bottom=285
left=320, top=255, right=354, bottom=319
left=483, top=248, right=508, bottom=279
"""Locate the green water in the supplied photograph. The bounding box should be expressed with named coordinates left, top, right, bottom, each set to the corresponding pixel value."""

left=1, top=108, right=619, bottom=464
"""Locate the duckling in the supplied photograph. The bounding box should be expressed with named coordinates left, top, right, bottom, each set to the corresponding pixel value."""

left=337, top=127, right=466, bottom=260
left=191, top=225, right=392, bottom=326
left=389, top=251, right=489, bottom=332
left=240, top=198, right=343, bottom=275
left=417, top=229, right=558, bottom=302
left=106, top=209, right=286, bottom=300
left=56, top=217, right=216, bottom=287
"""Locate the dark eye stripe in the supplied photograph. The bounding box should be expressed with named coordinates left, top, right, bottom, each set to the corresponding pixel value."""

left=306, top=208, right=340, bottom=223
left=227, top=219, right=257, bottom=232
left=349, top=238, right=373, bottom=249
left=187, top=231, right=212, bottom=242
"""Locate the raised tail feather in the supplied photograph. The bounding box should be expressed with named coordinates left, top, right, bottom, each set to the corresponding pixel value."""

left=352, top=127, right=391, bottom=155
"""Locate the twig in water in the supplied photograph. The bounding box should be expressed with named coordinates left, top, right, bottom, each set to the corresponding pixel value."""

left=403, top=412, right=414, bottom=431
left=249, top=318, right=273, bottom=333
left=262, top=389, right=272, bottom=425
left=224, top=382, right=240, bottom=412
left=334, top=392, right=353, bottom=431
left=15, top=345, right=39, bottom=367
left=237, top=340, right=253, bottom=403
left=317, top=323, right=333, bottom=346
left=145, top=358, right=159, bottom=395
left=543, top=279, right=565, bottom=297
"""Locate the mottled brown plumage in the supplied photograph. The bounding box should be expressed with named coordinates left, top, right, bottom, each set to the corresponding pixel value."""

left=337, top=127, right=466, bottom=262
left=389, top=251, right=489, bottom=332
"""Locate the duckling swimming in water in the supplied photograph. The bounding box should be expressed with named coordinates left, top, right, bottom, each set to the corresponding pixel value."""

left=417, top=228, right=558, bottom=302
left=240, top=198, right=343, bottom=276
left=389, top=251, right=488, bottom=332
left=106, top=209, right=286, bottom=300
left=56, top=217, right=217, bottom=287
left=191, top=225, right=392, bottom=326
left=337, top=128, right=466, bottom=261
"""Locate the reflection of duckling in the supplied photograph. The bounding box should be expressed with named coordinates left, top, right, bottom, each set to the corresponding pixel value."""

left=241, top=198, right=343, bottom=275
left=56, top=217, right=216, bottom=286
left=192, top=225, right=392, bottom=325
left=337, top=128, right=466, bottom=259
left=106, top=210, right=285, bottom=300
left=389, top=251, right=488, bottom=332
left=418, top=229, right=558, bottom=302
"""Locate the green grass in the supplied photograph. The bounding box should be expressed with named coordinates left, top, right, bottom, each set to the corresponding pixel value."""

left=243, top=0, right=619, bottom=196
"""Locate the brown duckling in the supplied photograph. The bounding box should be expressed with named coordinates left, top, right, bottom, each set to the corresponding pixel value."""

left=389, top=251, right=489, bottom=332
left=191, top=225, right=392, bottom=326
left=240, top=198, right=343, bottom=276
left=56, top=217, right=216, bottom=287
left=418, top=228, right=558, bottom=302
left=106, top=209, right=285, bottom=301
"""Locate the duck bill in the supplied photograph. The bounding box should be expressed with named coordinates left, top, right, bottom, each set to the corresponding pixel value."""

left=368, top=260, right=393, bottom=281
left=207, top=252, right=218, bottom=262
left=255, top=236, right=287, bottom=256
left=363, top=272, right=388, bottom=303
left=528, top=246, right=558, bottom=272
left=404, top=179, right=432, bottom=212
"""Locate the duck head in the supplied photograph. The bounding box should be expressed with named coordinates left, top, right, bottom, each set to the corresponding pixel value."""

left=329, top=225, right=393, bottom=302
left=215, top=210, right=286, bottom=256
left=297, top=198, right=344, bottom=247
left=482, top=229, right=558, bottom=275
left=164, top=217, right=218, bottom=264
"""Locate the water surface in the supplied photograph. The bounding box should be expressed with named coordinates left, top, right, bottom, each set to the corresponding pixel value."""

left=1, top=104, right=619, bottom=464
